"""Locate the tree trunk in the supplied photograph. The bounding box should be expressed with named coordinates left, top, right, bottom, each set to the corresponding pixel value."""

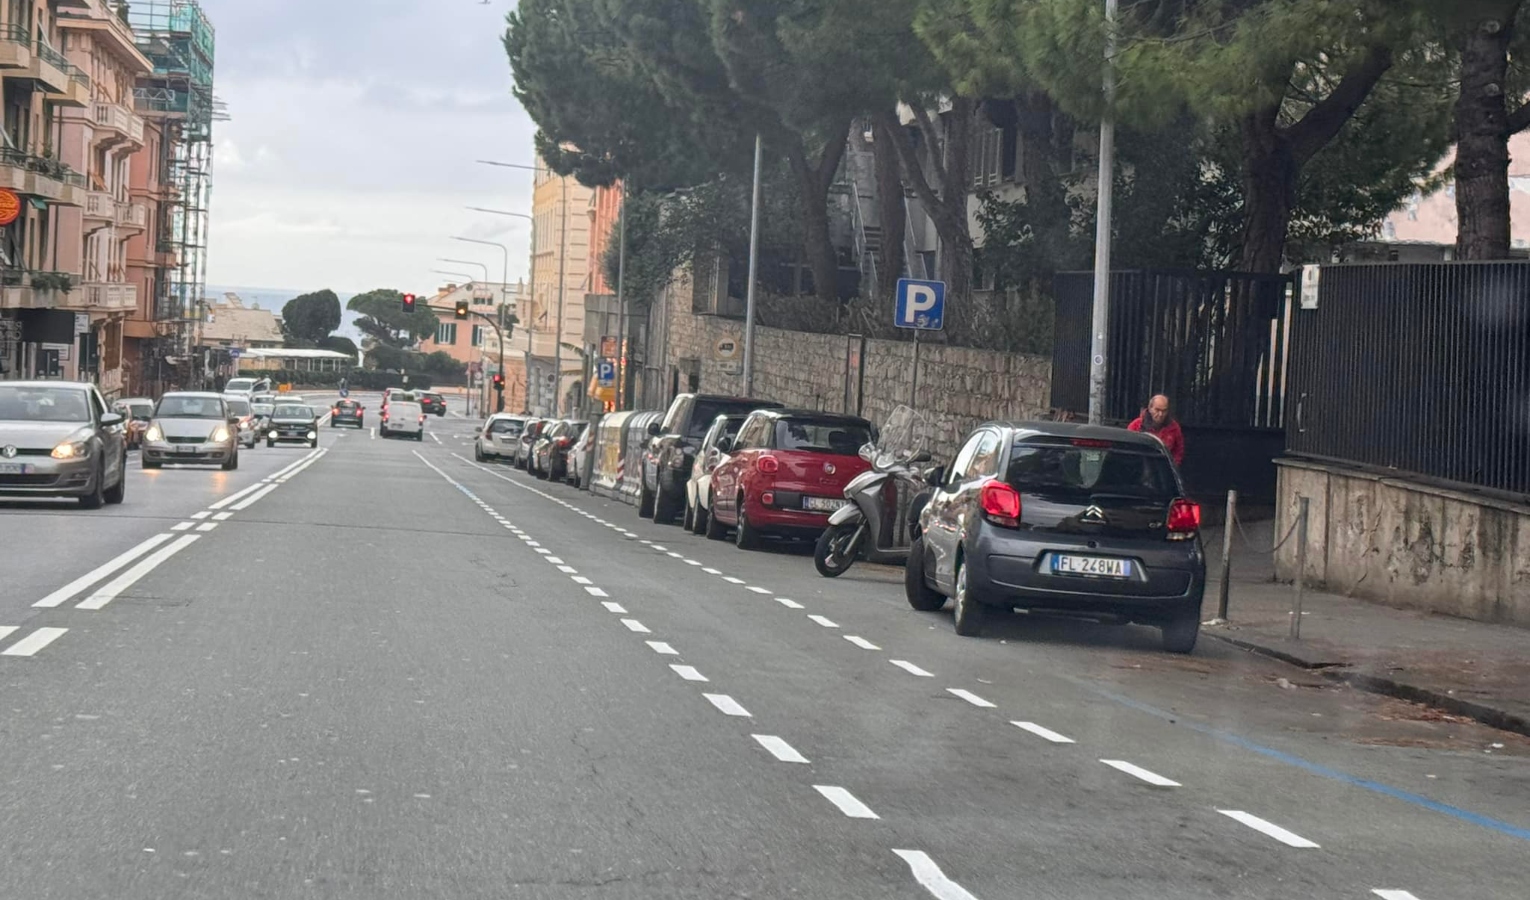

left=1455, top=5, right=1522, bottom=260
left=1238, top=107, right=1299, bottom=273
left=872, top=116, right=907, bottom=301
left=788, top=132, right=849, bottom=302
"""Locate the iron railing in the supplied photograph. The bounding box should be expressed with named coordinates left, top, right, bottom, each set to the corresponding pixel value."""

left=1286, top=262, right=1530, bottom=498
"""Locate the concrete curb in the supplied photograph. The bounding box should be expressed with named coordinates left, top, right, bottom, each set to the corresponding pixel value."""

left=1204, top=632, right=1530, bottom=740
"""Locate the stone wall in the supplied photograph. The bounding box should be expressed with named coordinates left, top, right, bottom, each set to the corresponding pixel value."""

left=638, top=269, right=1053, bottom=461
left=1275, top=459, right=1530, bottom=627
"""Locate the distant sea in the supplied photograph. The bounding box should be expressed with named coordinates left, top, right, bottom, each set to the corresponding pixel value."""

left=205, top=285, right=366, bottom=343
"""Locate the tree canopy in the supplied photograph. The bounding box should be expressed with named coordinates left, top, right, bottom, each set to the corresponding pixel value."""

left=280, top=289, right=341, bottom=347
left=346, top=289, right=440, bottom=351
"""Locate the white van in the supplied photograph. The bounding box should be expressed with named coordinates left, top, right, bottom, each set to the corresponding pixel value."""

left=380, top=400, right=425, bottom=440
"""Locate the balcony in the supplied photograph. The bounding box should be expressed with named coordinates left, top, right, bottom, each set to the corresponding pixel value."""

left=58, top=5, right=154, bottom=75
left=90, top=101, right=146, bottom=146
left=0, top=270, right=73, bottom=311
left=84, top=190, right=114, bottom=221
left=0, top=149, right=87, bottom=207
left=0, top=24, right=31, bottom=69
left=67, top=282, right=138, bottom=313
left=30, top=41, right=91, bottom=107
left=116, top=201, right=147, bottom=231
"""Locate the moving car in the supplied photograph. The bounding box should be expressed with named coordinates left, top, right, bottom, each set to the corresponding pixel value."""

left=379, top=399, right=425, bottom=440
left=331, top=399, right=365, bottom=428
left=706, top=409, right=874, bottom=548
left=475, top=414, right=527, bottom=461
left=905, top=422, right=1206, bottom=652
left=223, top=376, right=271, bottom=396
left=641, top=393, right=782, bottom=521
left=223, top=394, right=260, bottom=448
left=0, top=381, right=127, bottom=508
left=380, top=388, right=412, bottom=416
left=250, top=399, right=275, bottom=436
left=683, top=413, right=748, bottom=534
left=266, top=401, right=321, bottom=448
left=417, top=390, right=447, bottom=416
left=143, top=392, right=240, bottom=470
left=113, top=397, right=154, bottom=449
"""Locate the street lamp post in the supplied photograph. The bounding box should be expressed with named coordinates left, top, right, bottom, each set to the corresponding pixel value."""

left=1088, top=0, right=1118, bottom=425
left=438, top=258, right=491, bottom=283
left=466, top=206, right=536, bottom=415
left=452, top=236, right=511, bottom=412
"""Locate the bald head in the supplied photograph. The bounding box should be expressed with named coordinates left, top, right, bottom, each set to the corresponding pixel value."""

left=1147, top=395, right=1170, bottom=427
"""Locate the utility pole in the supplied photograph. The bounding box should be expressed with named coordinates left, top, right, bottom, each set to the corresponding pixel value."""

left=615, top=184, right=628, bottom=410
left=1088, top=0, right=1118, bottom=425
left=742, top=133, right=763, bottom=397
left=553, top=175, right=569, bottom=416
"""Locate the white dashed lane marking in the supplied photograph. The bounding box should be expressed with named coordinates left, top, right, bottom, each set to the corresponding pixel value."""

left=947, top=688, right=996, bottom=708
left=890, top=659, right=934, bottom=677
left=1012, top=721, right=1075, bottom=744
left=1100, top=759, right=1180, bottom=787
left=746, top=586, right=772, bottom=594
left=752, top=734, right=809, bottom=764
left=190, top=511, right=210, bottom=519
left=170, top=522, right=194, bottom=532
left=585, top=586, right=609, bottom=597
left=620, top=619, right=650, bottom=634
left=600, top=601, right=628, bottom=614
left=669, top=664, right=708, bottom=682
left=807, top=615, right=839, bottom=628
left=702, top=567, right=722, bottom=575
left=722, top=576, right=746, bottom=585
left=1372, top=892, right=1422, bottom=900
left=892, top=850, right=981, bottom=900
left=813, top=785, right=879, bottom=819
left=703, top=694, right=752, bottom=717
left=1217, top=810, right=1320, bottom=848
left=646, top=641, right=678, bottom=655
left=844, top=635, right=880, bottom=650
left=775, top=598, right=804, bottom=609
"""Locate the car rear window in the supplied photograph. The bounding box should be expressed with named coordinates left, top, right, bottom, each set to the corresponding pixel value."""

left=489, top=419, right=523, bottom=435
left=689, top=400, right=764, bottom=438
left=774, top=419, right=872, bottom=455
left=1005, top=444, right=1178, bottom=501
left=225, top=398, right=251, bottom=416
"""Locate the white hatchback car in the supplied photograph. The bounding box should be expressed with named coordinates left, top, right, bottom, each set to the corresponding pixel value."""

left=475, top=414, right=527, bottom=462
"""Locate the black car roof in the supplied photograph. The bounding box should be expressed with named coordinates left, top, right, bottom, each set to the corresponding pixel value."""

left=992, top=420, right=1164, bottom=451
left=688, top=394, right=783, bottom=406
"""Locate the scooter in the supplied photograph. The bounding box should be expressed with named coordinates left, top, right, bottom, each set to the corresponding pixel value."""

left=813, top=405, right=935, bottom=578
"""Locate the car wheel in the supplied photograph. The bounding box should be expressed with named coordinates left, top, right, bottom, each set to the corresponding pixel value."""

left=704, top=501, right=727, bottom=541
left=692, top=502, right=709, bottom=536
left=681, top=495, right=695, bottom=532
left=813, top=522, right=859, bottom=578
left=653, top=482, right=681, bottom=524
left=952, top=552, right=987, bottom=637
left=142, top=457, right=161, bottom=470
left=223, top=450, right=239, bottom=471
left=78, top=462, right=106, bottom=509
left=475, top=445, right=485, bottom=462
left=267, top=440, right=275, bottom=448
left=310, top=439, right=319, bottom=448
left=1160, top=605, right=1201, bottom=654
left=637, top=482, right=655, bottom=518
left=104, top=457, right=127, bottom=505
left=904, top=536, right=946, bottom=611
left=734, top=496, right=760, bottom=550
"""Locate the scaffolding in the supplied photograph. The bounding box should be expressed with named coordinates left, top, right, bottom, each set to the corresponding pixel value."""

left=127, top=0, right=218, bottom=386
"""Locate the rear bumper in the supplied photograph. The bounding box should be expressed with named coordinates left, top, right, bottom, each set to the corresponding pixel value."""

left=333, top=416, right=364, bottom=426
left=742, top=497, right=835, bottom=535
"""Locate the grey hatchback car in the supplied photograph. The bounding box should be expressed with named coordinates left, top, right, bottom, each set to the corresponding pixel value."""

left=0, top=381, right=128, bottom=508
left=906, top=422, right=1205, bottom=652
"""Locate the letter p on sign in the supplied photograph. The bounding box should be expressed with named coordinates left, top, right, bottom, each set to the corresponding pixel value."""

left=895, top=278, right=946, bottom=331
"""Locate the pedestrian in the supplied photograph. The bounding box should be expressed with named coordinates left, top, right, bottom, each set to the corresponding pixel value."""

left=1127, top=394, right=1185, bottom=466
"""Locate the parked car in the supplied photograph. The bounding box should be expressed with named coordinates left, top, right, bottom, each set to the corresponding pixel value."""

left=529, top=420, right=564, bottom=478
left=567, top=422, right=597, bottom=488
left=517, top=418, right=548, bottom=470
left=143, top=392, right=240, bottom=470
left=223, top=395, right=260, bottom=448
left=905, top=422, right=1206, bottom=652
left=113, top=397, right=154, bottom=449
left=379, top=399, right=425, bottom=440
left=266, top=401, right=321, bottom=448
left=641, top=393, right=782, bottom=522
left=417, top=390, right=447, bottom=416
left=331, top=399, right=365, bottom=428
left=706, top=409, right=874, bottom=548
left=0, top=381, right=127, bottom=508
left=683, top=413, right=749, bottom=534
left=534, top=419, right=587, bottom=482
left=475, top=414, right=527, bottom=462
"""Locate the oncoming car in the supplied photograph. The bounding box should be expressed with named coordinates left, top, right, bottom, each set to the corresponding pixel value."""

left=0, top=381, right=127, bottom=508
left=142, top=392, right=239, bottom=470
left=267, top=402, right=321, bottom=448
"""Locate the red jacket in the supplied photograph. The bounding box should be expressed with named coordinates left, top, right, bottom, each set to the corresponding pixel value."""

left=1127, top=416, right=1185, bottom=466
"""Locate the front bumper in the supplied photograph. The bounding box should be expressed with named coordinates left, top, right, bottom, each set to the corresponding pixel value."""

left=0, top=454, right=96, bottom=496
left=143, top=439, right=236, bottom=463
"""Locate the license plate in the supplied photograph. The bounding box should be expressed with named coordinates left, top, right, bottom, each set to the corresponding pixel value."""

left=0, top=462, right=30, bottom=474
left=174, top=445, right=198, bottom=454
left=1052, top=554, right=1132, bottom=578
left=803, top=496, right=848, bottom=512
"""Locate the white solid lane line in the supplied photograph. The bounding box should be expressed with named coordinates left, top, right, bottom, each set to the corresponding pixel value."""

left=703, top=693, right=752, bottom=717
left=585, top=586, right=610, bottom=597
left=77, top=535, right=200, bottom=610
left=1, top=627, right=68, bottom=657
left=669, top=664, right=709, bottom=682
left=1216, top=810, right=1320, bottom=848
left=1372, top=891, right=1422, bottom=900
left=775, top=598, right=804, bottom=609
left=947, top=688, right=996, bottom=708
left=1011, top=721, right=1075, bottom=744
left=890, top=659, right=934, bottom=677
left=33, top=533, right=175, bottom=608
left=813, top=785, right=879, bottom=819
left=431, top=433, right=442, bottom=443
left=600, top=601, right=628, bottom=614
left=646, top=641, right=678, bottom=655
left=620, top=618, right=650, bottom=633
left=844, top=635, right=881, bottom=650
left=0, top=626, right=17, bottom=643
left=230, top=484, right=280, bottom=511
left=752, top=734, right=809, bottom=764
left=1100, top=759, right=1180, bottom=787
left=892, top=850, right=981, bottom=900
left=807, top=614, right=839, bottom=628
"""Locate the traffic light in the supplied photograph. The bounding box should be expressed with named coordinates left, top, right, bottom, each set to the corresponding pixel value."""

left=454, top=300, right=469, bottom=320
left=491, top=373, right=505, bottom=392
left=402, top=292, right=416, bottom=313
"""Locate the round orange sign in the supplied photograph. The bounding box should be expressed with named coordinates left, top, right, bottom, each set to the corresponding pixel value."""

left=0, top=189, right=21, bottom=227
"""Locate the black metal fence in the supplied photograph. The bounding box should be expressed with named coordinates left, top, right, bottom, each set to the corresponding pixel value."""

left=1051, top=270, right=1294, bottom=427
left=1286, top=262, right=1530, bottom=498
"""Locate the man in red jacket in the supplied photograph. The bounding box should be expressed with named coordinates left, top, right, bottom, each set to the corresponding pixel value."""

left=1127, top=394, right=1185, bottom=466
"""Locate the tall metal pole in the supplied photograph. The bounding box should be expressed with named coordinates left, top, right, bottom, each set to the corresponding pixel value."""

left=525, top=221, right=537, bottom=414
left=742, top=133, right=763, bottom=397
left=1087, top=0, right=1118, bottom=425
left=553, top=176, right=569, bottom=416
left=615, top=184, right=628, bottom=410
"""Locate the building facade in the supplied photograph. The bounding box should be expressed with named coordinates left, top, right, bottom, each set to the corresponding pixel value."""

left=528, top=159, right=593, bottom=416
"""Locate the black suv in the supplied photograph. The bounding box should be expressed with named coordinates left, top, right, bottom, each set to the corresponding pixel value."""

left=417, top=391, right=447, bottom=416
left=641, top=393, right=781, bottom=522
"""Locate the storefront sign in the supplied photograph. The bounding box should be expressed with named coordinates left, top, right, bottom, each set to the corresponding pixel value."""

left=0, top=189, right=22, bottom=227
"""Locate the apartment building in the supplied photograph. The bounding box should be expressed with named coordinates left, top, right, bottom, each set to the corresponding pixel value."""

left=419, top=280, right=530, bottom=413
left=528, top=159, right=593, bottom=416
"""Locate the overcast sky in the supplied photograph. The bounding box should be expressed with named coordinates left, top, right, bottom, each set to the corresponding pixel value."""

left=201, top=0, right=537, bottom=295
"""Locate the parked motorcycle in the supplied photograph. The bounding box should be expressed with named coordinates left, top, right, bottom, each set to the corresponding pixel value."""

left=813, top=405, right=936, bottom=578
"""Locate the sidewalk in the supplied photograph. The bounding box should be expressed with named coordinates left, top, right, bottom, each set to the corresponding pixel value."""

left=1201, top=520, right=1530, bottom=737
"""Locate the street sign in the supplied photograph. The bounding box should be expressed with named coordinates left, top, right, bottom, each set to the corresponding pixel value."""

left=601, top=336, right=619, bottom=357
left=228, top=347, right=242, bottom=359
left=895, top=278, right=946, bottom=330
left=596, top=359, right=616, bottom=387
left=714, top=336, right=741, bottom=360
left=1300, top=265, right=1321, bottom=310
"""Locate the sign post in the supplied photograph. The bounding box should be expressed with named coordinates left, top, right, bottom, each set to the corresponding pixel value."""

left=894, top=278, right=946, bottom=411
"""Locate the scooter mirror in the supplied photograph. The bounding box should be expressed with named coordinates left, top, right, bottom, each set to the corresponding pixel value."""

left=910, top=450, right=932, bottom=464
left=858, top=443, right=875, bottom=461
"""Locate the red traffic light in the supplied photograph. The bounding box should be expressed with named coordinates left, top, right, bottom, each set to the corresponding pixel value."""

left=491, top=373, right=505, bottom=391
left=402, top=292, right=416, bottom=313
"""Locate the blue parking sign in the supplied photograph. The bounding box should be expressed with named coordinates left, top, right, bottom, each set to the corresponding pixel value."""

left=895, top=278, right=945, bottom=331
left=597, top=359, right=616, bottom=386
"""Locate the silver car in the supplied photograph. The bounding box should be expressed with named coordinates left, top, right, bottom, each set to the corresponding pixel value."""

left=0, top=381, right=128, bottom=508
left=142, top=392, right=240, bottom=470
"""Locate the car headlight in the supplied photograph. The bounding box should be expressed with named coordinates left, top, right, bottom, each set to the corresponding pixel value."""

left=51, top=440, right=89, bottom=460
left=307, top=431, right=317, bottom=440
left=145, top=425, right=163, bottom=442
left=269, top=429, right=279, bottom=437
left=212, top=426, right=231, bottom=443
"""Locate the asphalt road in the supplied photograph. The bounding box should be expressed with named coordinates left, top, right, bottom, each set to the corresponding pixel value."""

left=1, top=392, right=1525, bottom=899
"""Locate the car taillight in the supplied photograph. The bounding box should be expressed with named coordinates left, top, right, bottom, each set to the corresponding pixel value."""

left=1167, top=498, right=1201, bottom=538
left=757, top=455, right=779, bottom=474
left=979, top=480, right=1022, bottom=528
left=419, top=415, right=426, bottom=423
left=556, top=437, right=571, bottom=448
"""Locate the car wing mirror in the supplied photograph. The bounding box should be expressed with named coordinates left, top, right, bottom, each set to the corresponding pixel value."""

left=101, top=412, right=124, bottom=427
left=228, top=415, right=241, bottom=425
